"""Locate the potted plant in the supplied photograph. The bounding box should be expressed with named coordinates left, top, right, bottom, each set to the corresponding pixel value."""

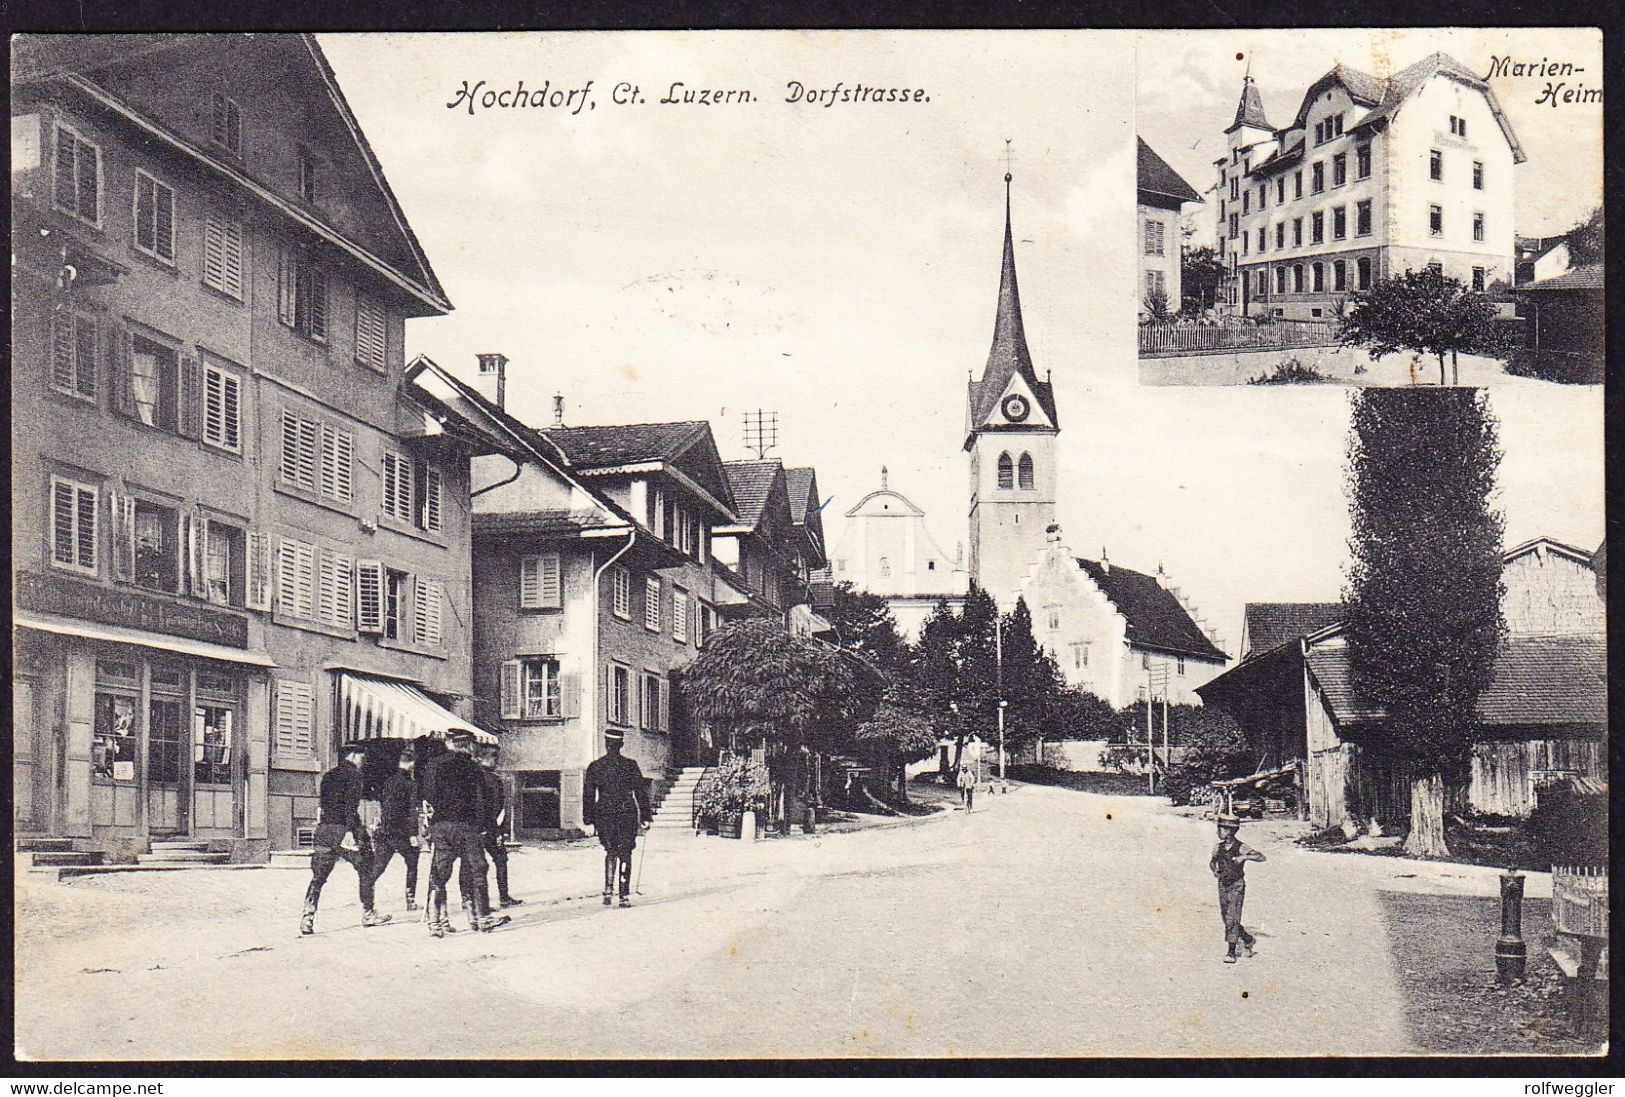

left=694, top=755, right=771, bottom=839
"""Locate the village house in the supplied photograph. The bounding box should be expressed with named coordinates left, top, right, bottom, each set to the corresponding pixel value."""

left=1197, top=538, right=1606, bottom=830
left=11, top=34, right=505, bottom=862
left=1137, top=136, right=1203, bottom=318
left=1215, top=54, right=1523, bottom=320
left=713, top=459, right=814, bottom=625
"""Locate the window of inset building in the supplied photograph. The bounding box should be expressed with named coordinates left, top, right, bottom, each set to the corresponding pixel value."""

left=1472, top=266, right=1486, bottom=292
left=1358, top=257, right=1372, bottom=290
left=1430, top=205, right=1443, bottom=236
left=1473, top=211, right=1485, bottom=242
left=1357, top=144, right=1372, bottom=179
left=1356, top=200, right=1372, bottom=237
left=1429, top=149, right=1443, bottom=181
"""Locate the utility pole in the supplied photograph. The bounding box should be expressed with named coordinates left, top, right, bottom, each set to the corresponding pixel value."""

left=1145, top=664, right=1155, bottom=794
left=995, top=616, right=1006, bottom=784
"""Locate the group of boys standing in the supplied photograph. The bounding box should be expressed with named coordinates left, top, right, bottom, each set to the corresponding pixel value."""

left=299, top=727, right=523, bottom=939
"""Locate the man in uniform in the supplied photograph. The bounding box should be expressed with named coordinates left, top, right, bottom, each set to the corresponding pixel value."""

left=1210, top=813, right=1266, bottom=963
left=300, top=740, right=390, bottom=935
left=583, top=728, right=651, bottom=907
left=421, top=729, right=505, bottom=937
left=476, top=741, right=523, bottom=909
left=369, top=744, right=422, bottom=912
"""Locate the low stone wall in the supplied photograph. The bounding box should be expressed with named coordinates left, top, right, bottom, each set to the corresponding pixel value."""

left=1138, top=342, right=1365, bottom=386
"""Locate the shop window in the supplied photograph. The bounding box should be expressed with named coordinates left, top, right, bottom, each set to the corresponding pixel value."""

left=130, top=336, right=179, bottom=432
left=52, top=312, right=99, bottom=402
left=50, top=475, right=99, bottom=575
left=93, top=692, right=138, bottom=783
left=194, top=704, right=234, bottom=785
left=134, top=500, right=179, bottom=593
left=518, top=771, right=562, bottom=831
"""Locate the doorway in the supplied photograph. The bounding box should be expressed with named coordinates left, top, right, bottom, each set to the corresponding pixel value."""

left=146, top=669, right=187, bottom=834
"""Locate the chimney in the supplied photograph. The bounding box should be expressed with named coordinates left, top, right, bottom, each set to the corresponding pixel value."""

left=552, top=392, right=565, bottom=427
left=475, top=353, right=508, bottom=409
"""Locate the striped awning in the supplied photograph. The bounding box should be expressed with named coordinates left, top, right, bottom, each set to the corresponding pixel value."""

left=339, top=673, right=497, bottom=745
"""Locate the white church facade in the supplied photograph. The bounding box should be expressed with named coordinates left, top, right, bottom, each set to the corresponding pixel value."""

left=835, top=172, right=1230, bottom=701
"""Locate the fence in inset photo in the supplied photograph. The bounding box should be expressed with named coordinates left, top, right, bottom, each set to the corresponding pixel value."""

left=1139, top=319, right=1342, bottom=358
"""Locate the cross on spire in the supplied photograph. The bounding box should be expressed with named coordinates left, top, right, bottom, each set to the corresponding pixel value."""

left=1002, top=138, right=1016, bottom=189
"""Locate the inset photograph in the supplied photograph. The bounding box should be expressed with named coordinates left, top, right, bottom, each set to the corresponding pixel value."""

left=1135, top=29, right=1602, bottom=387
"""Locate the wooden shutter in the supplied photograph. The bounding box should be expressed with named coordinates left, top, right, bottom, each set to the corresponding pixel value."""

left=499, top=660, right=522, bottom=720
left=519, top=555, right=542, bottom=608
left=154, top=182, right=175, bottom=262
left=245, top=531, right=272, bottom=611
left=277, top=249, right=296, bottom=326
left=659, top=678, right=669, bottom=733
left=422, top=464, right=442, bottom=532
left=320, top=424, right=352, bottom=502
left=178, top=511, right=197, bottom=596
left=177, top=354, right=203, bottom=438
left=52, top=313, right=77, bottom=391
left=539, top=553, right=562, bottom=608
left=307, top=267, right=329, bottom=341
left=54, top=125, right=78, bottom=210
left=418, top=578, right=443, bottom=646
left=110, top=491, right=136, bottom=582
left=321, top=549, right=354, bottom=628
left=355, top=559, right=385, bottom=633
left=317, top=549, right=338, bottom=626
left=110, top=328, right=136, bottom=418
left=274, top=679, right=315, bottom=758
left=559, top=673, right=581, bottom=719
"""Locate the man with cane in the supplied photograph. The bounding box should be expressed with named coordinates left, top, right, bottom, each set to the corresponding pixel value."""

left=583, top=728, right=651, bottom=908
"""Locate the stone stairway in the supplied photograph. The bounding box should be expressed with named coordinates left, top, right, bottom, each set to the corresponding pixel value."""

left=17, top=836, right=104, bottom=871
left=647, top=766, right=708, bottom=832
left=136, top=839, right=231, bottom=866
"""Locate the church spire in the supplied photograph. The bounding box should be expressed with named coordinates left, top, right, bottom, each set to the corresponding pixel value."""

left=1227, top=65, right=1272, bottom=133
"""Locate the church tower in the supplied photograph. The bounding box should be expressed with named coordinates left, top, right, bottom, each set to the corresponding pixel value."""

left=966, top=172, right=1059, bottom=609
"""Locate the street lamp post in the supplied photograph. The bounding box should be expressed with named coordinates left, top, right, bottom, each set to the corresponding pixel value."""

left=997, top=699, right=1007, bottom=787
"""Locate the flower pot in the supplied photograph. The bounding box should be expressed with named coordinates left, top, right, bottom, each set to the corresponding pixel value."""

left=718, top=817, right=742, bottom=839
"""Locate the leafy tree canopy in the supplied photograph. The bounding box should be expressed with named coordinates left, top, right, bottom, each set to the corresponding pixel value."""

left=1340, top=267, right=1512, bottom=384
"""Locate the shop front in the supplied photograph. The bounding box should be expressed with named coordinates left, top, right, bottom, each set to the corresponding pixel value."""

left=14, top=573, right=273, bottom=862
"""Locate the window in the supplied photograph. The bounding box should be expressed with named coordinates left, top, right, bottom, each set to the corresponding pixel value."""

left=380, top=450, right=413, bottom=521
left=202, top=214, right=244, bottom=299
left=1427, top=260, right=1444, bottom=276
left=1257, top=226, right=1266, bottom=252
left=202, top=361, right=242, bottom=453
left=517, top=772, right=562, bottom=830
left=1429, top=204, right=1443, bottom=237
left=1229, top=177, right=1238, bottom=201
left=134, top=500, right=179, bottom=593
left=1241, top=233, right=1248, bottom=257
left=1332, top=206, right=1347, bottom=241
left=52, top=312, right=98, bottom=401
left=1072, top=643, right=1089, bottom=669
left=132, top=171, right=176, bottom=264
left=1275, top=266, right=1287, bottom=294
left=1333, top=259, right=1347, bottom=291
left=354, top=297, right=387, bottom=371
left=519, top=553, right=563, bottom=609
left=1472, top=160, right=1484, bottom=190
left=1258, top=184, right=1267, bottom=209
left=281, top=409, right=352, bottom=504
left=1293, top=264, right=1304, bottom=293
left=1332, top=154, right=1346, bottom=187
left=1472, top=266, right=1486, bottom=292
left=1228, top=213, right=1239, bottom=240
left=383, top=568, right=409, bottom=639
left=1257, top=269, right=1268, bottom=295
left=1356, top=199, right=1372, bottom=237
left=1276, top=178, right=1285, bottom=204
left=698, top=604, right=719, bottom=647
left=1449, top=115, right=1467, bottom=138
left=639, top=672, right=667, bottom=733
left=1357, top=257, right=1372, bottom=290
left=1293, top=170, right=1302, bottom=199
left=275, top=536, right=317, bottom=620
left=501, top=658, right=563, bottom=720
left=53, top=122, right=101, bottom=224
left=1143, top=219, right=1164, bottom=256
left=1242, top=191, right=1249, bottom=214
left=1356, top=144, right=1371, bottom=179
left=194, top=702, right=234, bottom=785
left=50, top=475, right=99, bottom=574
left=93, top=691, right=138, bottom=782
left=1275, top=223, right=1285, bottom=250
left=1177, top=656, right=1187, bottom=676
left=203, top=521, right=243, bottom=607
left=644, top=576, right=662, bottom=632
left=1311, top=211, right=1324, bottom=245
left=1429, top=149, right=1442, bottom=181
left=1312, top=262, right=1325, bottom=292
left=298, top=149, right=318, bottom=202
left=273, top=678, right=315, bottom=760
left=129, top=336, right=179, bottom=432
left=607, top=664, right=631, bottom=725
left=413, top=578, right=444, bottom=646
left=277, top=248, right=329, bottom=341
left=612, top=567, right=631, bottom=618
left=1311, top=162, right=1324, bottom=193
left=1017, top=453, right=1035, bottom=490
left=416, top=461, right=443, bottom=533
left=1473, top=211, right=1485, bottom=242
left=211, top=94, right=242, bottom=154
left=673, top=587, right=690, bottom=642
left=1146, top=270, right=1166, bottom=298
left=1292, top=218, right=1303, bottom=247
left=997, top=452, right=1014, bottom=490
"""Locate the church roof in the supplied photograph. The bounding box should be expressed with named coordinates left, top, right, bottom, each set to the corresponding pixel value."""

left=1241, top=601, right=1343, bottom=661
left=1137, top=137, right=1202, bottom=205
left=1227, top=74, right=1274, bottom=132
left=1076, top=559, right=1228, bottom=662
left=966, top=182, right=1059, bottom=440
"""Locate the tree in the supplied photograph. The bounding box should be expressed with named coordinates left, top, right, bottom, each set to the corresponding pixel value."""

left=1181, top=245, right=1225, bottom=314
left=823, top=581, right=908, bottom=675
left=1144, top=287, right=1173, bottom=323
left=914, top=587, right=1001, bottom=775
left=1162, top=707, right=1253, bottom=806
left=1565, top=205, right=1603, bottom=266
left=1343, top=389, right=1505, bottom=858
left=1340, top=267, right=1512, bottom=386
left=855, top=681, right=940, bottom=801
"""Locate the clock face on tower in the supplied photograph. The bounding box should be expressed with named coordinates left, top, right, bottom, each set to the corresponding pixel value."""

left=1001, top=394, right=1030, bottom=423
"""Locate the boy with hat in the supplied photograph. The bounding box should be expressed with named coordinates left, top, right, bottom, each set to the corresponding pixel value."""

left=1210, top=813, right=1266, bottom=963
left=421, top=729, right=505, bottom=936
left=300, top=740, right=390, bottom=935
left=583, top=728, right=651, bottom=907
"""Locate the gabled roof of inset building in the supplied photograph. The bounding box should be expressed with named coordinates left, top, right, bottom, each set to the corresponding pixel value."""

left=1076, top=559, right=1228, bottom=662
left=1137, top=137, right=1203, bottom=205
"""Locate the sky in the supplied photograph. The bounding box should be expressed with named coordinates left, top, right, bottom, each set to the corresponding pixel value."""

left=322, top=31, right=1604, bottom=655
left=1136, top=27, right=1605, bottom=241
